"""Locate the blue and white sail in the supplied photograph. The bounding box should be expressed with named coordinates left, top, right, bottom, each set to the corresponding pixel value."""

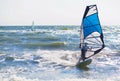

left=80, top=5, right=105, bottom=57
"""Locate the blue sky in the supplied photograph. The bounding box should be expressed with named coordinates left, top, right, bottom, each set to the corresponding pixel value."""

left=0, top=0, right=120, bottom=25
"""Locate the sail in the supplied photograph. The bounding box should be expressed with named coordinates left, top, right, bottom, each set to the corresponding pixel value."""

left=80, top=5, right=105, bottom=57
left=31, top=21, right=35, bottom=31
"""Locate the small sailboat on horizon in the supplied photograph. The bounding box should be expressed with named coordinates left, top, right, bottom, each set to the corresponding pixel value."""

left=76, top=4, right=105, bottom=68
left=31, top=21, right=35, bottom=31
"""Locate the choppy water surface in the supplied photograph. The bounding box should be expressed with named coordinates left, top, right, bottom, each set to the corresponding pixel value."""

left=0, top=25, right=120, bottom=81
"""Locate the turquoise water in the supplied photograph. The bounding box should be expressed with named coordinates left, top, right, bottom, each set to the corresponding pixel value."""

left=0, top=25, right=120, bottom=81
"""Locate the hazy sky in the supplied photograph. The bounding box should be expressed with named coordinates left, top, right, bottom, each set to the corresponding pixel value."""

left=0, top=0, right=120, bottom=25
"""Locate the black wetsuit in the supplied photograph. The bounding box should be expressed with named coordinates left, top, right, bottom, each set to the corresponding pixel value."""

left=81, top=45, right=88, bottom=61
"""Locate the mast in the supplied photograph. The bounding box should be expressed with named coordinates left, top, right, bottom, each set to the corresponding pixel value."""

left=80, top=21, right=84, bottom=48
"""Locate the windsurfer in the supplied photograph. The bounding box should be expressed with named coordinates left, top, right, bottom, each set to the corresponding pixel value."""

left=79, top=43, right=89, bottom=62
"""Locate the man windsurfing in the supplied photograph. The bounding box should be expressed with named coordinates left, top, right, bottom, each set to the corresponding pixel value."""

left=78, top=43, right=89, bottom=62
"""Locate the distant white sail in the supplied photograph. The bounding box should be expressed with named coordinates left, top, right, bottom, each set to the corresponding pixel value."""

left=31, top=21, right=35, bottom=31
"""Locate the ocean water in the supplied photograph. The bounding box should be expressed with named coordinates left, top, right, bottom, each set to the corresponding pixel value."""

left=0, top=25, right=120, bottom=81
